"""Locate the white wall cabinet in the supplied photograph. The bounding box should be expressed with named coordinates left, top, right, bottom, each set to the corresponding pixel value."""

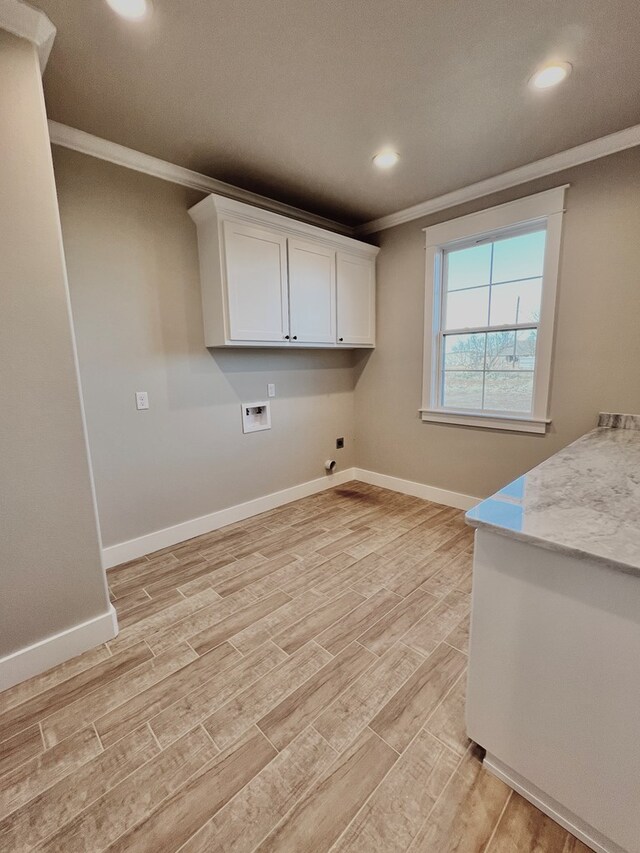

left=189, top=194, right=378, bottom=348
left=336, top=252, right=376, bottom=345
left=223, top=221, right=289, bottom=342
left=288, top=238, right=336, bottom=344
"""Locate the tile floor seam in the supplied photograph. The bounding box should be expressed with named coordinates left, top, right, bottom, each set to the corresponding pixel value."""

left=421, top=664, right=468, bottom=729
left=482, top=789, right=514, bottom=853
left=210, top=734, right=327, bottom=853
left=404, top=743, right=472, bottom=853
left=240, top=732, right=357, bottom=853
left=142, top=642, right=285, bottom=743
left=442, top=638, right=468, bottom=656
left=11, top=725, right=172, bottom=852
left=88, top=733, right=223, bottom=853
left=0, top=724, right=47, bottom=785
left=309, top=724, right=339, bottom=755
left=350, top=695, right=470, bottom=849
left=147, top=721, right=163, bottom=753
left=253, top=724, right=282, bottom=756
left=261, top=641, right=380, bottom=737
left=323, top=727, right=405, bottom=853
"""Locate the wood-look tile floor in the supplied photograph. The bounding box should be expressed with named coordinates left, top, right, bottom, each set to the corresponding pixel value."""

left=0, top=482, right=590, bottom=852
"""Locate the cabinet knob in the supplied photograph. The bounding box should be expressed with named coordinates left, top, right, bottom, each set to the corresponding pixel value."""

left=339, top=337, right=344, bottom=342
left=292, top=336, right=298, bottom=340
left=284, top=335, right=290, bottom=340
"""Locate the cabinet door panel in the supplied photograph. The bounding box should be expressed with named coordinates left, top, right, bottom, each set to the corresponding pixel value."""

left=223, top=221, right=289, bottom=342
left=336, top=253, right=376, bottom=345
left=288, top=239, right=336, bottom=343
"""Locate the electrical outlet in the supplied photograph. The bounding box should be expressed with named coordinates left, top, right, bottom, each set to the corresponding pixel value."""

left=336, top=437, right=345, bottom=449
left=135, top=391, right=149, bottom=411
left=267, top=383, right=276, bottom=398
left=241, top=401, right=271, bottom=433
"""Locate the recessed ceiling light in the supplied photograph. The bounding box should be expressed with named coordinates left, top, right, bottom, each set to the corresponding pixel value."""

left=530, top=62, right=572, bottom=90
left=372, top=150, right=400, bottom=169
left=105, top=0, right=150, bottom=21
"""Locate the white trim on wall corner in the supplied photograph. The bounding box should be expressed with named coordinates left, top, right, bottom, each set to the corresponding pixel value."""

left=102, top=468, right=358, bottom=568
left=355, top=123, right=640, bottom=235
left=47, top=121, right=353, bottom=236
left=354, top=468, right=480, bottom=511
left=0, top=605, right=118, bottom=691
left=0, top=0, right=56, bottom=71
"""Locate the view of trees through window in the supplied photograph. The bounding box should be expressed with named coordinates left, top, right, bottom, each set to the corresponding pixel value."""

left=440, top=228, right=545, bottom=414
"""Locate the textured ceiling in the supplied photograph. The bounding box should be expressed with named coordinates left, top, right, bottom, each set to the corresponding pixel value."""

left=36, top=0, right=640, bottom=225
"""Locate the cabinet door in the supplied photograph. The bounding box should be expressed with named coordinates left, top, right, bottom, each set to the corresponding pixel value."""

left=287, top=239, right=336, bottom=343
left=222, top=221, right=289, bottom=342
left=336, top=252, right=376, bottom=345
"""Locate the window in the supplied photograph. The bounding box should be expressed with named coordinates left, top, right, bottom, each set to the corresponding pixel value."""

left=421, top=186, right=566, bottom=433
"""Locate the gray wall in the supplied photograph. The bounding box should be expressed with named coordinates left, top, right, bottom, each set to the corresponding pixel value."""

left=52, top=148, right=356, bottom=548
left=354, top=148, right=640, bottom=499
left=52, top=143, right=640, bottom=550
left=0, top=33, right=109, bottom=658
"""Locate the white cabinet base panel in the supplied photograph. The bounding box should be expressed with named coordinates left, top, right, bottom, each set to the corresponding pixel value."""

left=483, top=753, right=624, bottom=853
left=466, top=530, right=640, bottom=853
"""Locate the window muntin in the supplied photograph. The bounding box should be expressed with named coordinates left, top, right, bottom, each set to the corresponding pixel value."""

left=438, top=226, right=546, bottom=416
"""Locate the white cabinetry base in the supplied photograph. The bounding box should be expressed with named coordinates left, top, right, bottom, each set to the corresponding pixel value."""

left=483, top=753, right=624, bottom=853
left=467, top=530, right=640, bottom=853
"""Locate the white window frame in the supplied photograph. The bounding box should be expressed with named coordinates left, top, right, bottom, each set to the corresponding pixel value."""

left=421, top=186, right=567, bottom=434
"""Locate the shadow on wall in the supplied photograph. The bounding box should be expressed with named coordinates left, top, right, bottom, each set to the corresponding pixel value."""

left=351, top=349, right=374, bottom=385
left=209, top=348, right=360, bottom=403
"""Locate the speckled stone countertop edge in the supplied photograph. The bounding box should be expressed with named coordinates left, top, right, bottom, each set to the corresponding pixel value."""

left=597, top=412, right=640, bottom=430
left=467, top=516, right=640, bottom=578
left=465, top=413, right=640, bottom=576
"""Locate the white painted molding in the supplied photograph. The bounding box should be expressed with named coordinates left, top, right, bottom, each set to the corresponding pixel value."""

left=354, top=468, right=479, bottom=511
left=0, top=605, right=118, bottom=691
left=102, top=466, right=479, bottom=567
left=484, top=753, right=621, bottom=853
left=189, top=193, right=379, bottom=257
left=48, top=121, right=353, bottom=237
left=419, top=410, right=550, bottom=434
left=356, top=123, right=640, bottom=235
left=102, top=468, right=358, bottom=568
left=0, top=0, right=56, bottom=71
left=49, top=117, right=640, bottom=241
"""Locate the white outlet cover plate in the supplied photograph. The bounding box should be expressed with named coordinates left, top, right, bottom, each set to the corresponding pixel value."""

left=135, top=391, right=149, bottom=410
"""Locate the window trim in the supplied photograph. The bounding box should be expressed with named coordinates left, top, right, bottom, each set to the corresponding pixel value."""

left=420, top=186, right=567, bottom=433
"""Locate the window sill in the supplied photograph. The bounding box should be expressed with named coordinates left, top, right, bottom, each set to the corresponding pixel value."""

left=419, top=409, right=550, bottom=434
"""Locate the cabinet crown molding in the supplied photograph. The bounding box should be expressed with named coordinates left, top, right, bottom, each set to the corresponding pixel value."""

left=0, top=0, right=56, bottom=71
left=189, top=193, right=379, bottom=259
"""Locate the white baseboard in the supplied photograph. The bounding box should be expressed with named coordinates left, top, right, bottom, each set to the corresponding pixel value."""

left=102, top=468, right=357, bottom=569
left=0, top=605, right=118, bottom=692
left=354, top=468, right=479, bottom=511
left=102, top=466, right=480, bottom=568
left=484, top=753, right=621, bottom=853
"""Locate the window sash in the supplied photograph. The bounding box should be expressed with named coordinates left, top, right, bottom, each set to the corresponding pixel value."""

left=436, top=327, right=539, bottom=417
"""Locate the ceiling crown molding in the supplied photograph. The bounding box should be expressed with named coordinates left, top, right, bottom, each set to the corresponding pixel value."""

left=0, top=0, right=56, bottom=71
left=355, top=123, right=640, bottom=235
left=48, top=121, right=355, bottom=236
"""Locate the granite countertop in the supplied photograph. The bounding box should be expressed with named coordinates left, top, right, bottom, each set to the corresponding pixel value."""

left=465, top=413, right=640, bottom=575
